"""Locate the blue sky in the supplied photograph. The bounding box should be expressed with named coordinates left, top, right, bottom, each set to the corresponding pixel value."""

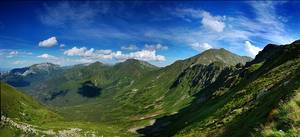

left=0, top=1, right=300, bottom=68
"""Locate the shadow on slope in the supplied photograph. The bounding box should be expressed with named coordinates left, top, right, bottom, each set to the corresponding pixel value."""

left=78, top=81, right=102, bottom=98
left=137, top=66, right=236, bottom=137
left=138, top=42, right=300, bottom=136
left=6, top=77, right=30, bottom=87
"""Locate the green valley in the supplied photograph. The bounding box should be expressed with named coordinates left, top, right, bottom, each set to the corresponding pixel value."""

left=1, top=41, right=300, bottom=137
left=2, top=1, right=300, bottom=137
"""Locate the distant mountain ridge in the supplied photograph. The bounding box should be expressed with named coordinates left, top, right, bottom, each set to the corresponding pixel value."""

left=9, top=62, right=60, bottom=76
left=113, top=48, right=251, bottom=119
left=1, top=49, right=251, bottom=105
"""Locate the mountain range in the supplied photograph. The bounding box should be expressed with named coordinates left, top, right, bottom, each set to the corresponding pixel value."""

left=1, top=41, right=300, bottom=137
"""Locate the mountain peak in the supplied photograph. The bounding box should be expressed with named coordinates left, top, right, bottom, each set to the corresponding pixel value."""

left=116, top=58, right=158, bottom=71
left=19, top=62, right=60, bottom=76
left=124, top=58, right=141, bottom=63
left=89, top=61, right=105, bottom=66
left=201, top=48, right=232, bottom=55
left=187, top=48, right=252, bottom=66
left=8, top=62, right=60, bottom=76
left=246, top=39, right=300, bottom=67
left=292, top=39, right=300, bottom=44
left=31, top=62, right=59, bottom=68
left=122, top=58, right=157, bottom=68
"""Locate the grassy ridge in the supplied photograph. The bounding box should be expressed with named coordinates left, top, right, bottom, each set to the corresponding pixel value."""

left=138, top=41, right=300, bottom=137
left=1, top=81, right=60, bottom=124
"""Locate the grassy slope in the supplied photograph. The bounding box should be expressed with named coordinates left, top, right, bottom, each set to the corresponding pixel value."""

left=115, top=49, right=251, bottom=115
left=49, top=50, right=250, bottom=134
left=29, top=60, right=162, bottom=135
left=0, top=48, right=254, bottom=136
left=261, top=87, right=300, bottom=136
left=138, top=41, right=300, bottom=137
left=0, top=82, right=135, bottom=137
left=1, top=81, right=60, bottom=124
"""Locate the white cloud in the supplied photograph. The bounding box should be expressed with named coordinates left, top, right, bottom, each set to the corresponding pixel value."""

left=174, top=9, right=225, bottom=32
left=164, top=3, right=297, bottom=55
left=201, top=11, right=225, bottom=32
left=60, top=44, right=65, bottom=48
left=9, top=51, right=18, bottom=55
left=64, top=47, right=94, bottom=57
left=6, top=51, right=19, bottom=58
left=0, top=49, right=34, bottom=59
left=244, top=41, right=262, bottom=57
left=64, top=46, right=166, bottom=62
left=108, top=50, right=166, bottom=62
left=113, top=50, right=166, bottom=62
left=37, top=53, right=58, bottom=60
left=121, top=44, right=168, bottom=52
left=95, top=49, right=112, bottom=54
left=247, top=1, right=294, bottom=44
left=144, top=44, right=168, bottom=51
left=64, top=47, right=114, bottom=60
left=126, top=50, right=166, bottom=61
left=191, top=42, right=213, bottom=52
left=38, top=37, right=58, bottom=47
left=121, top=44, right=138, bottom=51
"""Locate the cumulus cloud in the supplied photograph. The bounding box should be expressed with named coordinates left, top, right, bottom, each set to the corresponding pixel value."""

left=64, top=47, right=114, bottom=60
left=38, top=37, right=58, bottom=47
left=201, top=11, right=225, bottom=32
left=174, top=9, right=225, bottom=32
left=244, top=41, right=262, bottom=57
left=64, top=47, right=94, bottom=57
left=37, top=53, right=58, bottom=60
left=126, top=50, right=166, bottom=61
left=64, top=46, right=166, bottom=62
left=191, top=42, right=213, bottom=52
left=121, top=44, right=138, bottom=51
left=144, top=44, right=168, bottom=51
